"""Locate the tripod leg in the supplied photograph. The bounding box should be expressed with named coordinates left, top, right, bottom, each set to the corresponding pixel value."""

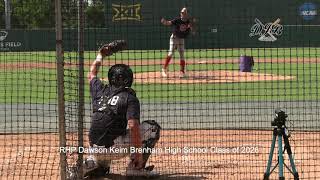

left=278, top=131, right=285, bottom=180
left=264, top=128, right=277, bottom=180
left=283, top=133, right=299, bottom=180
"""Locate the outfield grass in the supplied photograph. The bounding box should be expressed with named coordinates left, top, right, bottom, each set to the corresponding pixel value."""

left=0, top=47, right=319, bottom=63
left=0, top=56, right=318, bottom=103
left=134, top=62, right=319, bottom=102
left=0, top=48, right=319, bottom=103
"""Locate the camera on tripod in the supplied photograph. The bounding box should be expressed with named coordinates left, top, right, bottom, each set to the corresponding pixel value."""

left=271, top=109, right=288, bottom=127
left=264, top=109, right=299, bottom=180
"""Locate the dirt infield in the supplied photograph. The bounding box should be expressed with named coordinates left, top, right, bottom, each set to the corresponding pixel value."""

left=1, top=130, right=319, bottom=180
left=0, top=59, right=296, bottom=84
left=134, top=70, right=294, bottom=84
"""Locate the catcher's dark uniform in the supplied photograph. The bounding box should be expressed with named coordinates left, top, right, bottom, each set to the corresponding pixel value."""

left=89, top=77, right=140, bottom=148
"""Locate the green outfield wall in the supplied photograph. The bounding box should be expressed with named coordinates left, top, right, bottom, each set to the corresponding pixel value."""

left=0, top=0, right=318, bottom=51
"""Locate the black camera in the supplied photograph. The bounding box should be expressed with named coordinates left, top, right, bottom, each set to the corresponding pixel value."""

left=271, top=109, right=288, bottom=127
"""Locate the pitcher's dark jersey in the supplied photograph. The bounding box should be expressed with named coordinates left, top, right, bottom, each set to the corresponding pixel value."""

left=171, top=17, right=191, bottom=39
left=89, top=77, right=140, bottom=147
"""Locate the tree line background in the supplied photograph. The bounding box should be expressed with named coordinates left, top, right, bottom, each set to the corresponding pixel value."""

left=0, top=0, right=105, bottom=29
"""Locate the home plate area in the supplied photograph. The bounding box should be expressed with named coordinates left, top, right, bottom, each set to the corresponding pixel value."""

left=134, top=70, right=295, bottom=84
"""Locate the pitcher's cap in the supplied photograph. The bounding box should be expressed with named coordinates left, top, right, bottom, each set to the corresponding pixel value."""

left=181, top=7, right=187, bottom=13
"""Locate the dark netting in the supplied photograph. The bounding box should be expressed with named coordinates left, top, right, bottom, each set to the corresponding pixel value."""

left=1, top=0, right=319, bottom=179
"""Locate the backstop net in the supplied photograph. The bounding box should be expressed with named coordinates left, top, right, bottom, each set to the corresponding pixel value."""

left=0, top=0, right=59, bottom=179
left=1, top=0, right=319, bottom=179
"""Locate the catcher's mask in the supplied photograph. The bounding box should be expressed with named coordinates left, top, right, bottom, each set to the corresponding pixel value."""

left=108, top=64, right=133, bottom=88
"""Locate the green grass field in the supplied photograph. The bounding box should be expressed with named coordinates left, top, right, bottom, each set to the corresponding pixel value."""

left=0, top=48, right=319, bottom=103
left=1, top=47, right=319, bottom=62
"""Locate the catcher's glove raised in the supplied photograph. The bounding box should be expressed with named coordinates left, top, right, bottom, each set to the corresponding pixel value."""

left=99, top=40, right=127, bottom=56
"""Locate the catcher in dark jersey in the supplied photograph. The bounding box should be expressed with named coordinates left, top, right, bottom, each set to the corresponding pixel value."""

left=161, top=7, right=193, bottom=78
left=77, top=40, right=161, bottom=179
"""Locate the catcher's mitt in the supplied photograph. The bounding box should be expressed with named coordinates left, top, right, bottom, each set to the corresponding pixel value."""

left=99, top=40, right=127, bottom=56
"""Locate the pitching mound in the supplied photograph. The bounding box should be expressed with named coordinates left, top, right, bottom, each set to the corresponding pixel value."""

left=134, top=70, right=295, bottom=84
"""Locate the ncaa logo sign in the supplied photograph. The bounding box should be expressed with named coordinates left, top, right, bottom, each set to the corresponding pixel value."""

left=299, top=2, right=317, bottom=20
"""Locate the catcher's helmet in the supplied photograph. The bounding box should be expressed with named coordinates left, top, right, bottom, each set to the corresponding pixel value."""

left=108, top=64, right=133, bottom=88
